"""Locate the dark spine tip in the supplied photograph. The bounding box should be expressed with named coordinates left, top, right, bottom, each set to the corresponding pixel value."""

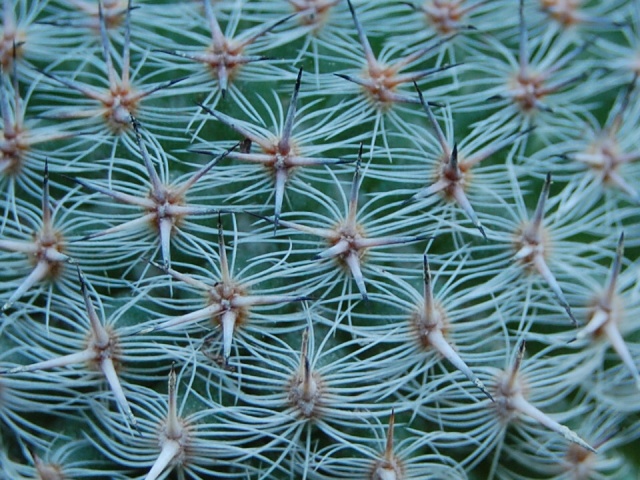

left=76, top=264, right=85, bottom=286
left=295, top=67, right=303, bottom=87
left=567, top=306, right=579, bottom=328
left=130, top=114, right=141, bottom=132
left=422, top=253, right=430, bottom=282
left=400, top=2, right=418, bottom=11
left=478, top=225, right=487, bottom=241
left=197, top=102, right=215, bottom=116
left=346, top=0, right=355, bottom=16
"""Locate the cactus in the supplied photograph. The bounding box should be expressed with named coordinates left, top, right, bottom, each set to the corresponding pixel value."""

left=1, top=0, right=640, bottom=479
